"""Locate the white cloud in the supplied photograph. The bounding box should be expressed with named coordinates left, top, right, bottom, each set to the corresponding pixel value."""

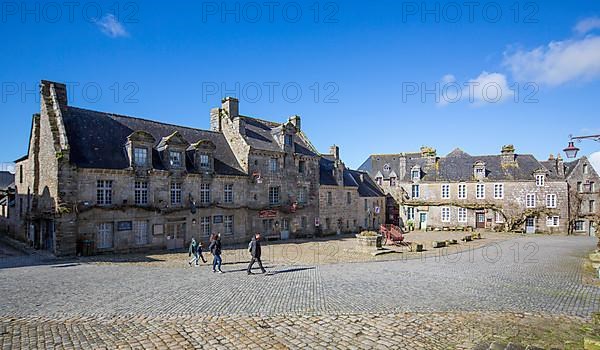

left=438, top=71, right=513, bottom=106
left=590, top=152, right=600, bottom=173
left=503, top=35, right=600, bottom=86
left=96, top=14, right=129, bottom=38
left=574, top=16, right=600, bottom=35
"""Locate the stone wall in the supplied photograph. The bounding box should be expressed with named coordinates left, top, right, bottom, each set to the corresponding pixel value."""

left=390, top=179, right=569, bottom=233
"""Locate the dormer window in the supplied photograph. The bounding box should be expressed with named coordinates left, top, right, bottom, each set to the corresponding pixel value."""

left=411, top=167, right=420, bottom=181
left=169, top=151, right=183, bottom=168
left=535, top=174, right=545, bottom=187
left=126, top=130, right=156, bottom=169
left=188, top=140, right=216, bottom=172
left=134, top=147, right=148, bottom=166
left=199, top=154, right=210, bottom=168
left=473, top=161, right=486, bottom=180
left=285, top=134, right=293, bottom=147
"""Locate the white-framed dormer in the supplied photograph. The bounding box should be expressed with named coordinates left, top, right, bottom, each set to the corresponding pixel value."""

left=534, top=170, right=546, bottom=187
left=156, top=131, right=190, bottom=171
left=125, top=130, right=156, bottom=169
left=473, top=161, right=486, bottom=180
left=411, top=165, right=421, bottom=181
left=188, top=139, right=216, bottom=174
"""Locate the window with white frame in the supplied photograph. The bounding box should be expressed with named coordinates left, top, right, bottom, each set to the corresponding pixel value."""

left=200, top=216, right=211, bottom=236
left=590, top=182, right=596, bottom=192
left=224, top=215, right=234, bottom=234
left=441, top=184, right=450, bottom=199
left=583, top=163, right=589, bottom=174
left=476, top=184, right=485, bottom=199
left=97, top=223, right=113, bottom=249
left=577, top=181, right=583, bottom=193
left=170, top=182, right=182, bottom=204
left=441, top=207, right=451, bottom=222
left=269, top=186, right=280, bottom=205
left=526, top=193, right=536, bottom=208
left=574, top=220, right=585, bottom=232
left=223, top=184, right=233, bottom=203
left=546, top=194, right=557, bottom=208
left=199, top=154, right=210, bottom=168
left=169, top=151, right=182, bottom=167
left=298, top=187, right=307, bottom=204
left=376, top=177, right=383, bottom=185
left=134, top=181, right=148, bottom=205
left=134, top=147, right=147, bottom=166
left=546, top=216, right=560, bottom=227
left=493, top=184, right=504, bottom=199
left=590, top=200, right=596, bottom=213
left=457, top=208, right=467, bottom=222
left=269, top=158, right=278, bottom=173
left=458, top=184, right=467, bottom=199
left=200, top=183, right=211, bottom=204
left=535, top=174, right=545, bottom=187
left=133, top=220, right=149, bottom=245
left=411, top=169, right=420, bottom=180
left=495, top=211, right=504, bottom=223
left=390, top=177, right=397, bottom=186
left=97, top=180, right=113, bottom=205
left=407, top=207, right=415, bottom=220
left=412, top=184, right=420, bottom=198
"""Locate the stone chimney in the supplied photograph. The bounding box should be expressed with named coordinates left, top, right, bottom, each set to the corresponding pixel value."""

left=556, top=153, right=565, bottom=177
left=289, top=115, right=301, bottom=131
left=41, top=80, right=68, bottom=110
left=330, top=145, right=340, bottom=160
left=210, top=108, right=222, bottom=132
left=420, top=146, right=437, bottom=168
left=501, top=144, right=516, bottom=167
left=221, top=97, right=239, bottom=119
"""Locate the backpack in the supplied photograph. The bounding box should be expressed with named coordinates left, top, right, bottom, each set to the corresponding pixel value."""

left=248, top=240, right=253, bottom=253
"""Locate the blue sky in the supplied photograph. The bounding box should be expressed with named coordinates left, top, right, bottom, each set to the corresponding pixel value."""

left=1, top=0, right=600, bottom=170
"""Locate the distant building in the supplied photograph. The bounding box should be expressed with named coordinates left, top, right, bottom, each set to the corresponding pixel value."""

left=11, top=80, right=384, bottom=256
left=359, top=145, right=598, bottom=235
left=0, top=171, right=15, bottom=233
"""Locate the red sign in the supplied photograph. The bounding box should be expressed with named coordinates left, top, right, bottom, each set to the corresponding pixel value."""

left=259, top=210, right=277, bottom=218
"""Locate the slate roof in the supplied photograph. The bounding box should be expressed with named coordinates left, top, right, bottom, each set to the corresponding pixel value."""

left=62, top=107, right=246, bottom=176
left=348, top=170, right=386, bottom=197
left=318, top=158, right=384, bottom=197
left=0, top=171, right=14, bottom=190
left=239, top=116, right=318, bottom=157
left=359, top=149, right=552, bottom=182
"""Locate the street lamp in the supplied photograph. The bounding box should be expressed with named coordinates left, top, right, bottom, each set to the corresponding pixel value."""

left=563, top=134, right=600, bottom=159
left=563, top=141, right=580, bottom=159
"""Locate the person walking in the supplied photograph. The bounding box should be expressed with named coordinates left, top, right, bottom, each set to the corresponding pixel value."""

left=247, top=233, right=266, bottom=275
left=188, top=237, right=200, bottom=267
left=209, top=233, right=223, bottom=273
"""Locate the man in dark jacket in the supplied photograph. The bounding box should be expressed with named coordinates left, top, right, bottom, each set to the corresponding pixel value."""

left=247, top=233, right=266, bottom=275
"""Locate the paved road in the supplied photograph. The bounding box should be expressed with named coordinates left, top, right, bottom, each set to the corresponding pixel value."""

left=1, top=235, right=598, bottom=319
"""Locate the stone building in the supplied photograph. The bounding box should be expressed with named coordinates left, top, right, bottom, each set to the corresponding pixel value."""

left=318, top=146, right=386, bottom=235
left=557, top=156, right=600, bottom=235
left=359, top=145, right=574, bottom=234
left=0, top=171, right=15, bottom=233
left=11, top=80, right=381, bottom=256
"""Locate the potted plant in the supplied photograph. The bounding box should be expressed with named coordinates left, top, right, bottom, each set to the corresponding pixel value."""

left=407, top=219, right=415, bottom=231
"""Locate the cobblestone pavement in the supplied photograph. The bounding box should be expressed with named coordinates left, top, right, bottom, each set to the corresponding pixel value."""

left=0, top=312, right=592, bottom=349
left=0, top=235, right=599, bottom=349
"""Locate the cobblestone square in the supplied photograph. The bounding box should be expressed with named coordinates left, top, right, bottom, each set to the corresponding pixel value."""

left=1, top=235, right=599, bottom=349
